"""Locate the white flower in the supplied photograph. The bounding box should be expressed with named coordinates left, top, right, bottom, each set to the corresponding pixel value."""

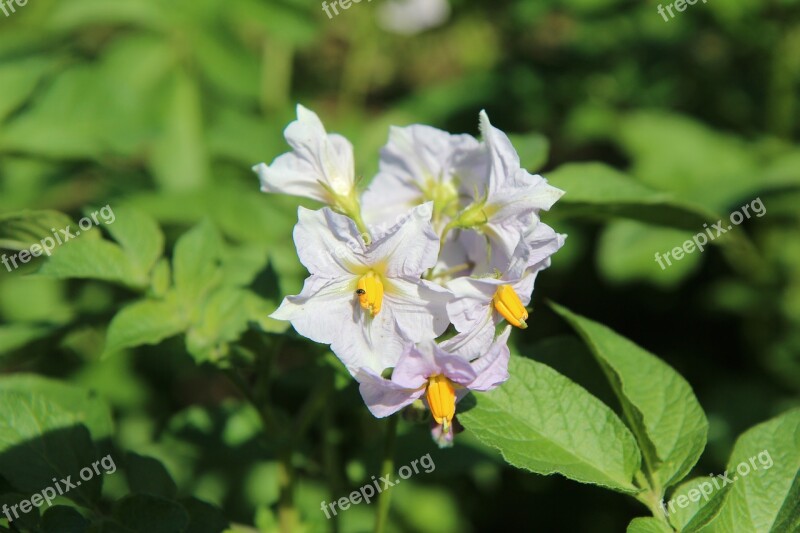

left=450, top=110, right=565, bottom=269
left=377, top=0, right=450, bottom=35
left=270, top=203, right=452, bottom=375
left=361, top=124, right=479, bottom=230
left=444, top=223, right=565, bottom=357
left=253, top=105, right=357, bottom=207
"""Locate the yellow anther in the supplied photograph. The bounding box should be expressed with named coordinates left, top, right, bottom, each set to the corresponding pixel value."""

left=493, top=284, right=528, bottom=329
left=426, top=374, right=456, bottom=431
left=356, top=271, right=383, bottom=317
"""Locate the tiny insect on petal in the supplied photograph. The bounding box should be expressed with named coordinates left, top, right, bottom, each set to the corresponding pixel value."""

left=357, top=271, right=383, bottom=316
left=492, top=284, right=528, bottom=328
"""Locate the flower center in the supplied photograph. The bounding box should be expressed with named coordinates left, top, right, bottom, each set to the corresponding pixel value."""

left=356, top=271, right=383, bottom=317
left=493, top=284, right=528, bottom=328
left=426, top=374, right=456, bottom=431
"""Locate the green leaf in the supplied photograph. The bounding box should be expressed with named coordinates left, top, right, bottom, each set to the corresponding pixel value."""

left=126, top=454, right=177, bottom=500
left=597, top=220, right=702, bottom=288
left=181, top=498, right=230, bottom=533
left=37, top=239, right=142, bottom=288
left=148, top=70, right=209, bottom=192
left=626, top=517, right=673, bottom=533
left=0, top=58, right=52, bottom=123
left=0, top=324, right=55, bottom=355
left=551, top=303, right=708, bottom=492
left=704, top=408, right=800, bottom=533
left=459, top=355, right=641, bottom=493
left=41, top=506, right=90, bottom=533
left=103, top=292, right=188, bottom=357
left=102, top=206, right=164, bottom=278
left=546, top=162, right=713, bottom=231
left=0, top=376, right=113, bottom=504
left=508, top=132, right=549, bottom=172
left=172, top=220, right=223, bottom=313
left=615, top=111, right=761, bottom=210
left=666, top=476, right=729, bottom=532
left=0, top=375, right=113, bottom=440
left=0, top=210, right=78, bottom=251
left=0, top=493, right=41, bottom=531
left=546, top=163, right=770, bottom=282
left=112, top=494, right=189, bottom=533
left=186, top=287, right=249, bottom=363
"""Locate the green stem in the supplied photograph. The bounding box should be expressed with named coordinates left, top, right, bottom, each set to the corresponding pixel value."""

left=633, top=471, right=671, bottom=528
left=278, top=451, right=299, bottom=533
left=373, top=416, right=399, bottom=533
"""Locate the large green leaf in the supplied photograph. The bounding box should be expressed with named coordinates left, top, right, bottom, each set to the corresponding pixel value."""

left=0, top=210, right=79, bottom=251
left=665, top=476, right=729, bottom=532
left=0, top=376, right=113, bottom=504
left=552, top=303, right=708, bottom=492
left=0, top=58, right=53, bottom=123
left=148, top=70, right=209, bottom=192
left=546, top=162, right=713, bottom=230
left=546, top=163, right=769, bottom=281
left=626, top=517, right=672, bottom=533
left=104, top=292, right=188, bottom=357
left=615, top=111, right=761, bottom=210
left=102, top=206, right=164, bottom=279
left=172, top=220, right=223, bottom=313
left=37, top=239, right=143, bottom=288
left=597, top=220, right=702, bottom=288
left=508, top=132, right=549, bottom=172
left=705, top=408, right=800, bottom=533
left=459, top=355, right=641, bottom=493
left=112, top=494, right=189, bottom=533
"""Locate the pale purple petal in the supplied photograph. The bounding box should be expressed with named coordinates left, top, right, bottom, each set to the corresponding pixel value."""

left=438, top=311, right=496, bottom=360
left=445, top=276, right=499, bottom=334
left=356, top=368, right=424, bottom=418
left=467, top=327, right=511, bottom=391
left=430, top=421, right=455, bottom=448
left=390, top=342, right=438, bottom=389
left=431, top=343, right=478, bottom=385
left=525, top=221, right=566, bottom=273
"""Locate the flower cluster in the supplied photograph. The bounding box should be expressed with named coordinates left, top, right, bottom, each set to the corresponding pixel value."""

left=255, top=105, right=565, bottom=446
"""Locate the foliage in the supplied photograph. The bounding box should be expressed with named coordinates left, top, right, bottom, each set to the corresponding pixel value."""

left=1, top=0, right=799, bottom=531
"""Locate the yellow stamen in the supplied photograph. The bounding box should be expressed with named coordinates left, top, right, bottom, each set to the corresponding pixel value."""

left=357, top=271, right=383, bottom=316
left=426, top=374, right=456, bottom=431
left=493, top=284, right=528, bottom=328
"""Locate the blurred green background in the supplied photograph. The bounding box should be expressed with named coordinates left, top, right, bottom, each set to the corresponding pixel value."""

left=1, top=0, right=799, bottom=531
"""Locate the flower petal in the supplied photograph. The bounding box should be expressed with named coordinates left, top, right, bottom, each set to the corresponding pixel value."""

left=254, top=105, right=355, bottom=203
left=271, top=276, right=404, bottom=374
left=293, top=207, right=367, bottom=277
left=367, top=203, right=440, bottom=277
left=438, top=311, right=496, bottom=360
left=384, top=277, right=452, bottom=342
left=356, top=367, right=424, bottom=418
left=467, top=327, right=512, bottom=391
left=445, top=276, right=498, bottom=334
left=390, top=341, right=438, bottom=389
